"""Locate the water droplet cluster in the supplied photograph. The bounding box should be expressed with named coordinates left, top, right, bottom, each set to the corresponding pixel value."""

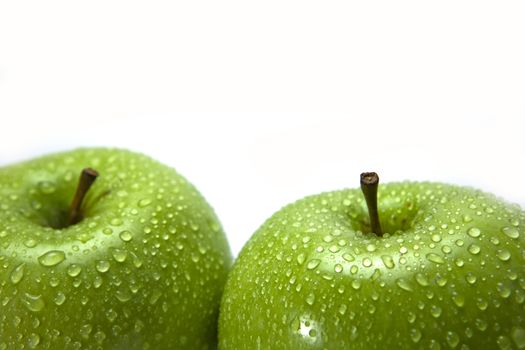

left=0, top=148, right=231, bottom=349
left=219, top=181, right=525, bottom=349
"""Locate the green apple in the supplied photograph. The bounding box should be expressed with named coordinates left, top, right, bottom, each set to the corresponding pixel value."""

left=219, top=173, right=525, bottom=349
left=0, top=148, right=232, bottom=349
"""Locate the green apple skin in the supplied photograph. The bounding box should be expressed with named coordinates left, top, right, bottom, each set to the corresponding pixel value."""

left=219, top=182, right=525, bottom=349
left=0, top=148, right=232, bottom=349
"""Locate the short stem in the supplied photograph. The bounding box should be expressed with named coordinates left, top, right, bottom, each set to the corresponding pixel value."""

left=68, top=168, right=99, bottom=225
left=360, top=172, right=383, bottom=237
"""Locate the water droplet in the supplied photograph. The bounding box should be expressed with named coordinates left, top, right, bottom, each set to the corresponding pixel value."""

left=306, top=293, right=315, bottom=305
left=190, top=222, right=200, bottom=231
left=370, top=268, right=381, bottom=281
left=407, top=312, right=417, bottom=324
left=329, top=245, right=341, bottom=253
left=296, top=253, right=306, bottom=265
left=510, top=218, right=520, bottom=226
left=468, top=244, right=481, bottom=255
left=149, top=290, right=162, bottom=305
left=54, top=292, right=66, bottom=306
left=76, top=232, right=93, bottom=243
left=49, top=277, right=60, bottom=287
left=452, top=294, right=465, bottom=307
left=476, top=298, right=488, bottom=311
left=431, top=234, right=442, bottom=243
left=24, top=239, right=37, bottom=248
left=396, top=278, right=413, bottom=292
left=436, top=274, right=448, bottom=287
left=415, top=273, right=429, bottom=286
left=110, top=218, right=123, bottom=226
left=497, top=249, right=511, bottom=262
left=475, top=318, right=488, bottom=331
left=463, top=215, right=473, bottom=223
left=338, top=304, right=347, bottom=315
left=67, top=264, right=82, bottom=277
left=80, top=324, right=92, bottom=339
left=497, top=282, right=512, bottom=298
left=116, top=289, right=132, bottom=302
left=454, top=258, right=464, bottom=267
left=426, top=253, right=445, bottom=264
left=342, top=253, right=355, bottom=262
left=410, top=328, right=422, bottom=343
left=351, top=279, right=361, bottom=290
left=307, top=259, right=321, bottom=270
left=466, top=273, right=477, bottom=284
left=106, top=308, right=118, bottom=322
left=93, top=276, right=103, bottom=288
left=467, top=227, right=481, bottom=238
left=27, top=333, right=40, bottom=349
left=134, top=320, right=145, bottom=332
left=132, top=253, right=143, bottom=268
left=446, top=331, right=460, bottom=348
left=430, top=305, right=442, bottom=318
left=38, top=181, right=56, bottom=194
left=23, top=293, right=45, bottom=312
left=497, top=335, right=512, bottom=350
left=38, top=250, right=66, bottom=267
left=10, top=263, right=25, bottom=284
left=381, top=255, right=395, bottom=269
left=511, top=327, right=525, bottom=349
left=96, top=260, right=110, bottom=273
left=211, top=222, right=221, bottom=232
left=362, top=258, right=372, bottom=267
left=94, top=330, right=106, bottom=344
left=138, top=198, right=152, bottom=207
left=119, top=230, right=133, bottom=242
left=334, top=264, right=343, bottom=273
left=111, top=248, right=128, bottom=262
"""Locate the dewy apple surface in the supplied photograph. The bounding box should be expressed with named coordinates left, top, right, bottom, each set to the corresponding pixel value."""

left=0, top=148, right=232, bottom=349
left=219, top=174, right=525, bottom=349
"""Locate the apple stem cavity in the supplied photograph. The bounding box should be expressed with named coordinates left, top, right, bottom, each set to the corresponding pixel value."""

left=360, top=172, right=384, bottom=237
left=68, top=168, right=99, bottom=226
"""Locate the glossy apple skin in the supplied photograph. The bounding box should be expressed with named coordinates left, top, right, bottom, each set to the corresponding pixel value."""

left=0, top=148, right=232, bottom=349
left=219, top=182, right=525, bottom=349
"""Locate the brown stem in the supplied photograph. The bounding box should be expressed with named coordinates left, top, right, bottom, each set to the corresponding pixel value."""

left=360, top=172, right=383, bottom=237
left=68, top=168, right=99, bottom=225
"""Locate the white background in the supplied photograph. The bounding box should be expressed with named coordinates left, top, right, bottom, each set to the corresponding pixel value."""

left=1, top=1, right=524, bottom=256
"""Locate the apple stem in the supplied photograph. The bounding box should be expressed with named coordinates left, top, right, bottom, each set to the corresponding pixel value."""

left=360, top=172, right=384, bottom=237
left=68, top=168, right=99, bottom=225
